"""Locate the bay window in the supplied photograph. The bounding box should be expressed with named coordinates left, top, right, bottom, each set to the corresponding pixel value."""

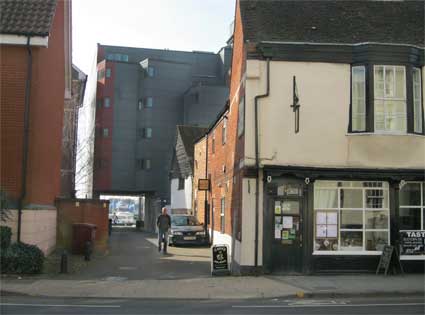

left=314, top=181, right=389, bottom=254
left=350, top=64, right=424, bottom=135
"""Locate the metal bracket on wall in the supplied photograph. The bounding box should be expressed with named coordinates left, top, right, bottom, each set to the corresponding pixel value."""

left=290, top=76, right=301, bottom=133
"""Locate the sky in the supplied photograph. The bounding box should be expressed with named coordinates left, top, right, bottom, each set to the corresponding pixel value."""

left=72, top=0, right=236, bottom=74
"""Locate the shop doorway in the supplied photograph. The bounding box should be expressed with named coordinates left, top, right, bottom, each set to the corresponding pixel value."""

left=269, top=195, right=304, bottom=273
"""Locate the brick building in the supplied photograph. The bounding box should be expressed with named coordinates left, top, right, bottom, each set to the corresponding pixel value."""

left=0, top=0, right=73, bottom=253
left=197, top=0, right=425, bottom=274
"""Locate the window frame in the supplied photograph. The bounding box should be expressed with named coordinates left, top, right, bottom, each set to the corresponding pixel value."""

left=145, top=97, right=153, bottom=108
left=104, top=97, right=110, bottom=108
left=222, top=118, right=227, bottom=145
left=106, top=68, right=112, bottom=78
left=412, top=68, right=424, bottom=134
left=220, top=197, right=225, bottom=233
left=399, top=181, right=424, bottom=231
left=313, top=181, right=390, bottom=255
left=102, top=128, right=109, bottom=138
left=178, top=178, right=185, bottom=190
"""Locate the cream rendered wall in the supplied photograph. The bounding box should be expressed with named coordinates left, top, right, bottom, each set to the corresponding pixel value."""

left=170, top=176, right=193, bottom=211
left=244, top=60, right=425, bottom=169
left=0, top=209, right=57, bottom=254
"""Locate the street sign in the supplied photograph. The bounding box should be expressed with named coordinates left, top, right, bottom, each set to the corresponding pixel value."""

left=198, top=179, right=210, bottom=191
left=211, top=244, right=230, bottom=276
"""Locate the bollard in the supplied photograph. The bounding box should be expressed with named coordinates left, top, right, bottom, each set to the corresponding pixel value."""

left=84, top=241, right=92, bottom=261
left=60, top=250, right=68, bottom=273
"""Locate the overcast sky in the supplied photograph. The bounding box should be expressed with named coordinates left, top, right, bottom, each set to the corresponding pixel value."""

left=72, top=0, right=236, bottom=74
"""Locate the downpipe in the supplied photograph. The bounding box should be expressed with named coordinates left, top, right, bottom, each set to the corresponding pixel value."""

left=17, top=37, right=33, bottom=243
left=254, top=58, right=270, bottom=271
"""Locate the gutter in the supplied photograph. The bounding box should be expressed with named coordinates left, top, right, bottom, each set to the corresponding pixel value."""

left=17, top=37, right=33, bottom=242
left=254, top=58, right=270, bottom=271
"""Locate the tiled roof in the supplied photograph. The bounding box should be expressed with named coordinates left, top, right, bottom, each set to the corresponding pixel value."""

left=0, top=0, right=57, bottom=36
left=240, top=0, right=425, bottom=47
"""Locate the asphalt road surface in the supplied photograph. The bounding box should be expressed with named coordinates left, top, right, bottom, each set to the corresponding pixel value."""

left=1, top=295, right=423, bottom=315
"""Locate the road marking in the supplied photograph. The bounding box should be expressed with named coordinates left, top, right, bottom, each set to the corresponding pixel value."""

left=1, top=303, right=120, bottom=308
left=232, top=302, right=425, bottom=308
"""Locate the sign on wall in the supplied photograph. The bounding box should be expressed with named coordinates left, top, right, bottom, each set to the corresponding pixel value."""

left=399, top=231, right=425, bottom=256
left=198, top=179, right=210, bottom=191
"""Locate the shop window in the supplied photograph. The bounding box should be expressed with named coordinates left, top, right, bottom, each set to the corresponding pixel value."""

left=314, top=181, right=389, bottom=253
left=399, top=182, right=424, bottom=230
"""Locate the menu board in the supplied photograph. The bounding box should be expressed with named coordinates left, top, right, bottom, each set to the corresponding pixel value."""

left=399, top=231, right=425, bottom=256
left=211, top=244, right=230, bottom=275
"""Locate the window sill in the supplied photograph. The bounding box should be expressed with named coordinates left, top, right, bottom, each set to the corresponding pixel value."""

left=346, top=132, right=424, bottom=138
left=313, top=251, right=382, bottom=256
left=400, top=255, right=425, bottom=260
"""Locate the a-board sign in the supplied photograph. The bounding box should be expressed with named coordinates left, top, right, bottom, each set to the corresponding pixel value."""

left=376, top=245, right=404, bottom=276
left=198, top=179, right=210, bottom=191
left=211, top=244, right=230, bottom=275
left=400, top=231, right=425, bottom=256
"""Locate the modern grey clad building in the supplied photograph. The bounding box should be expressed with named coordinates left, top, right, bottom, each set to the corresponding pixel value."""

left=93, top=44, right=231, bottom=202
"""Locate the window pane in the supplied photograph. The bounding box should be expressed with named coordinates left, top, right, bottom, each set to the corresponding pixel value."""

left=365, top=231, right=388, bottom=251
left=314, top=189, right=338, bottom=208
left=413, top=68, right=423, bottom=133
left=104, top=97, right=110, bottom=108
left=365, top=210, right=388, bottom=229
left=281, top=201, right=299, bottom=215
left=315, top=238, right=338, bottom=251
left=340, top=189, right=363, bottom=208
left=365, top=189, right=388, bottom=209
left=386, top=114, right=406, bottom=132
left=352, top=67, right=366, bottom=131
left=340, top=231, right=363, bottom=251
left=399, top=208, right=421, bottom=230
left=374, top=66, right=384, bottom=98
left=384, top=67, right=394, bottom=97
left=340, top=210, right=363, bottom=229
left=400, top=183, right=421, bottom=206
left=394, top=67, right=405, bottom=98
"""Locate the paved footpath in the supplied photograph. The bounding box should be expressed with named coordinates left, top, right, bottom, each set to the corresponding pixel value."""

left=1, top=229, right=424, bottom=299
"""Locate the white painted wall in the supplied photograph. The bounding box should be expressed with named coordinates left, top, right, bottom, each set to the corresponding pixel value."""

left=170, top=176, right=193, bottom=211
left=244, top=60, right=425, bottom=169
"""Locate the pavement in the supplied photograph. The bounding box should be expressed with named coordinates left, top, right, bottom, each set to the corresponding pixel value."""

left=1, top=228, right=424, bottom=300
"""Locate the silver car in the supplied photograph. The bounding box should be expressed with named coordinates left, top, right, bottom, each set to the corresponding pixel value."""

left=168, top=215, right=208, bottom=246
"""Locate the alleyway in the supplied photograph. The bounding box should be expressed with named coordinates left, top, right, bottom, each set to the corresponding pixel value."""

left=74, top=228, right=211, bottom=280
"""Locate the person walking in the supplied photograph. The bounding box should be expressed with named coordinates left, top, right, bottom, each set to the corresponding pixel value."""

left=157, top=207, right=171, bottom=254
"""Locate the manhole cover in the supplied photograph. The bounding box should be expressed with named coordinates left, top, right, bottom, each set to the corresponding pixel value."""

left=102, top=276, right=128, bottom=281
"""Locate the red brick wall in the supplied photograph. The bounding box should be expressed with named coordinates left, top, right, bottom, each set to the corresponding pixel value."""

left=207, top=0, right=246, bottom=240
left=93, top=57, right=114, bottom=192
left=56, top=198, right=110, bottom=251
left=0, top=1, right=67, bottom=206
left=193, top=137, right=207, bottom=224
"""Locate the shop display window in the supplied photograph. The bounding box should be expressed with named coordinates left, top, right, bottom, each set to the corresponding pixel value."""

left=314, top=181, right=390, bottom=253
left=399, top=182, right=424, bottom=231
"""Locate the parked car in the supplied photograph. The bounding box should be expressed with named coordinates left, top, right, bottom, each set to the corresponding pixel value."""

left=112, top=211, right=135, bottom=226
left=168, top=215, right=208, bottom=246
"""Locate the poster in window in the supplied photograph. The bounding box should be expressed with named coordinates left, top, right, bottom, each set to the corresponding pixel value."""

left=277, top=186, right=285, bottom=196
left=282, top=230, right=289, bottom=240
left=316, top=225, right=327, bottom=238
left=327, top=212, right=338, bottom=225
left=275, top=228, right=282, bottom=239
left=275, top=216, right=282, bottom=225
left=282, top=216, right=293, bottom=229
left=327, top=225, right=338, bottom=238
left=274, top=201, right=281, bottom=214
left=316, top=212, right=327, bottom=225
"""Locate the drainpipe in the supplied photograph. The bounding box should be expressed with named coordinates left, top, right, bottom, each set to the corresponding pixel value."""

left=17, top=37, right=33, bottom=243
left=204, top=134, right=210, bottom=244
left=254, top=58, right=270, bottom=271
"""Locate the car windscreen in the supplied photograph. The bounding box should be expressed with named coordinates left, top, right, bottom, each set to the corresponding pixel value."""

left=171, top=216, right=200, bottom=226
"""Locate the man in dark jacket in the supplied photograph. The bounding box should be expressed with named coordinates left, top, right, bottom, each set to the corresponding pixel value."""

left=157, top=207, right=171, bottom=253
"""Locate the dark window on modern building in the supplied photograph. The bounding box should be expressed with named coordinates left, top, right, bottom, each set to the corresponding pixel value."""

left=222, top=118, right=227, bottom=145
left=147, top=66, right=155, bottom=77
left=220, top=197, right=225, bottom=233
left=178, top=178, right=185, bottom=190
left=104, top=97, right=110, bottom=108
left=350, top=65, right=423, bottom=134
left=138, top=100, right=143, bottom=111
left=145, top=97, right=153, bottom=108
left=137, top=159, right=151, bottom=170
left=143, top=127, right=152, bottom=138
left=106, top=68, right=111, bottom=78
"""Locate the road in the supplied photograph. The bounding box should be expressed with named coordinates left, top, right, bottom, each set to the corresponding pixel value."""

left=1, top=295, right=423, bottom=315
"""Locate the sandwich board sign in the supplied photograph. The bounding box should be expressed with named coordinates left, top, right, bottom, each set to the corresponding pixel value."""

left=211, top=244, right=230, bottom=276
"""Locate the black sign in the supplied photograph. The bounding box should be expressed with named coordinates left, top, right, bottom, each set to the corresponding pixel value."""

left=211, top=245, right=229, bottom=275
left=376, top=245, right=404, bottom=276
left=400, top=231, right=425, bottom=256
